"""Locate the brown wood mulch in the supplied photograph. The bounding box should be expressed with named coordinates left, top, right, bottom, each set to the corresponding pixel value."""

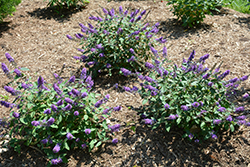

left=0, top=0, right=250, bottom=166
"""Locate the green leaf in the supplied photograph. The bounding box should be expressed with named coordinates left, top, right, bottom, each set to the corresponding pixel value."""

left=176, top=117, right=181, bottom=125
left=186, top=116, right=191, bottom=122
left=200, top=122, right=206, bottom=130
left=64, top=140, right=70, bottom=150
left=95, top=141, right=102, bottom=148
left=50, top=124, right=58, bottom=129
left=20, top=117, right=28, bottom=125
left=20, top=67, right=30, bottom=71
left=230, top=124, right=234, bottom=132
left=165, top=124, right=171, bottom=132
left=142, top=99, right=148, bottom=105
left=89, top=139, right=97, bottom=150
left=84, top=115, right=89, bottom=121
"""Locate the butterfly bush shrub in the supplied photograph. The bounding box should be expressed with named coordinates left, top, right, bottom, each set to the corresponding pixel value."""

left=67, top=6, right=166, bottom=76
left=47, top=0, right=89, bottom=9
left=0, top=53, right=121, bottom=165
left=166, top=0, right=226, bottom=27
left=121, top=48, right=250, bottom=142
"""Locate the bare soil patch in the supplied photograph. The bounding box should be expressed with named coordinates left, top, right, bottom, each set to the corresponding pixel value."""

left=0, top=0, right=250, bottom=166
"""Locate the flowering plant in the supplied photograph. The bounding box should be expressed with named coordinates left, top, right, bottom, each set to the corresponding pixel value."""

left=67, top=6, right=166, bottom=76
left=121, top=48, right=250, bottom=142
left=1, top=53, right=121, bottom=165
left=47, top=0, right=89, bottom=9
left=166, top=0, right=226, bottom=27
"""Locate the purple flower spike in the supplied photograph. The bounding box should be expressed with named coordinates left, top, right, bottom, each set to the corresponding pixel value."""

left=56, top=99, right=63, bottom=106
left=65, top=97, right=74, bottom=104
left=211, top=134, right=217, bottom=139
left=121, top=68, right=131, bottom=76
left=112, top=138, right=118, bottom=144
left=72, top=88, right=80, bottom=96
left=129, top=48, right=135, bottom=54
left=69, top=76, right=75, bottom=83
left=4, top=86, right=16, bottom=95
left=109, top=124, right=120, bottom=133
left=188, top=133, right=194, bottom=139
left=119, top=6, right=123, bottom=13
left=113, top=106, right=121, bottom=111
left=208, top=82, right=213, bottom=87
left=44, top=109, right=51, bottom=114
left=37, top=76, right=44, bottom=88
left=192, top=102, right=200, bottom=108
left=5, top=53, right=14, bottom=62
left=81, top=143, right=87, bottom=149
left=53, top=143, right=60, bottom=153
left=218, top=107, right=226, bottom=112
left=162, top=47, right=167, bottom=58
left=81, top=92, right=88, bottom=98
left=128, top=56, right=135, bottom=62
left=236, top=115, right=247, bottom=120
left=188, top=50, right=195, bottom=62
left=168, top=114, right=177, bottom=120
left=66, top=35, right=73, bottom=40
left=130, top=18, right=135, bottom=23
left=226, top=115, right=233, bottom=122
left=1, top=63, right=9, bottom=74
left=41, top=138, right=48, bottom=144
left=96, top=44, right=103, bottom=49
left=213, top=119, right=222, bottom=125
left=106, top=63, right=111, bottom=68
left=47, top=117, right=55, bottom=126
left=13, top=112, right=20, bottom=118
left=240, top=75, right=248, bottom=81
left=102, top=8, right=108, bottom=14
left=95, top=100, right=103, bottom=108
left=74, top=111, right=79, bottom=116
left=51, top=104, right=58, bottom=112
left=150, top=46, right=158, bottom=57
left=31, top=121, right=40, bottom=127
left=199, top=54, right=210, bottom=62
left=235, top=106, right=244, bottom=113
left=64, top=104, right=72, bottom=111
left=144, top=119, right=153, bottom=125
left=136, top=15, right=142, bottom=22
left=202, top=73, right=210, bottom=79
left=145, top=62, right=155, bottom=69
left=243, top=93, right=249, bottom=99
left=164, top=104, right=170, bottom=109
left=85, top=129, right=91, bottom=135
left=141, top=10, right=146, bottom=16
left=181, top=105, right=189, bottom=111
left=66, top=133, right=74, bottom=140
left=117, top=28, right=123, bottom=34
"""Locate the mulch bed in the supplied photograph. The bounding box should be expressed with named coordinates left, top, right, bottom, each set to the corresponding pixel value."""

left=0, top=0, right=250, bottom=166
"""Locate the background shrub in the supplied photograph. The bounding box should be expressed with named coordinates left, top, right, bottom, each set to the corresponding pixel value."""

left=47, top=0, right=89, bottom=9
left=1, top=53, right=121, bottom=165
left=67, top=6, right=166, bottom=77
left=121, top=48, right=250, bottom=142
left=0, top=0, right=21, bottom=22
left=167, top=0, right=226, bottom=27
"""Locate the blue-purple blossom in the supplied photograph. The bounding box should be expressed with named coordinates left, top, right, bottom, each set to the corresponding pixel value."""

left=188, top=133, right=194, bottom=139
left=236, top=115, right=247, bottom=120
left=51, top=158, right=62, bottom=165
left=106, top=63, right=111, bottom=68
left=145, top=76, right=155, bottom=83
left=129, top=48, right=135, bottom=54
left=112, top=138, right=118, bottom=144
left=47, top=117, right=55, bottom=126
left=164, top=104, right=170, bottom=109
left=237, top=120, right=246, bottom=125
left=66, top=35, right=73, bottom=40
left=66, top=133, right=74, bottom=140
left=1, top=63, right=9, bottom=74
left=211, top=134, right=217, bottom=139
left=119, top=6, right=123, bottom=13
left=81, top=92, right=88, bottom=98
left=229, top=77, right=238, bottom=83
left=245, top=122, right=250, bottom=126
left=192, top=102, right=200, bottom=108
left=202, top=73, right=210, bottom=79
left=144, top=119, right=153, bottom=125
left=53, top=83, right=62, bottom=95
left=5, top=53, right=14, bottom=62
left=108, top=8, right=115, bottom=17
left=88, top=23, right=94, bottom=29
left=109, top=124, right=120, bottom=133
left=240, top=75, right=248, bottom=81
left=128, top=56, right=135, bottom=62
left=4, top=86, right=16, bottom=95
left=31, top=121, right=40, bottom=126
left=41, top=138, right=48, bottom=144
left=132, top=86, right=138, bottom=91
left=120, top=68, right=131, bottom=76
left=44, top=109, right=51, bottom=114
left=96, top=44, right=103, bottom=49
left=85, top=129, right=91, bottom=135
left=141, top=10, right=146, bottom=16
left=155, top=37, right=167, bottom=43
left=235, top=106, right=244, bottom=113
left=14, top=69, right=22, bottom=77
left=168, top=114, right=178, bottom=120
left=213, top=119, right=222, bottom=124
left=64, top=104, right=72, bottom=111
left=117, top=28, right=123, bottom=34
left=218, top=70, right=230, bottom=80
left=145, top=62, right=154, bottom=69
left=65, top=97, right=74, bottom=104
left=199, top=54, right=209, bottom=62
left=208, top=82, right=213, bottom=87
left=81, top=143, right=87, bottom=149
left=130, top=18, right=134, bottom=23
left=37, top=76, right=44, bottom=88
left=188, top=50, right=195, bottom=62
left=243, top=93, right=249, bottom=99
left=71, top=88, right=80, bottom=96
left=218, top=107, right=226, bottom=112
left=113, top=106, right=121, bottom=111
left=69, top=76, right=75, bottom=83
left=151, top=91, right=157, bottom=96
left=51, top=104, right=58, bottom=112
left=53, top=143, right=60, bottom=153
left=150, top=46, right=158, bottom=57
left=141, top=23, right=149, bottom=31
left=95, top=100, right=103, bottom=108
left=102, top=8, right=108, bottom=14
left=136, top=15, right=142, bottom=22
left=74, top=111, right=79, bottom=116
left=124, top=86, right=131, bottom=92
left=181, top=105, right=189, bottom=111
left=56, top=99, right=63, bottom=106
left=13, top=112, right=20, bottom=118
left=226, top=115, right=233, bottom=122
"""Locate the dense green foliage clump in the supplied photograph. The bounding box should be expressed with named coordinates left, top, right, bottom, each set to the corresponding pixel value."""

left=0, top=0, right=21, bottom=22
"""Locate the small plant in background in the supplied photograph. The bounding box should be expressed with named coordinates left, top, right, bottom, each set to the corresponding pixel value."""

left=223, top=0, right=250, bottom=14
left=47, top=0, right=89, bottom=9
left=0, top=0, right=21, bottom=22
left=166, top=0, right=227, bottom=27
left=0, top=53, right=121, bottom=165
left=67, top=6, right=166, bottom=77
left=121, top=47, right=250, bottom=142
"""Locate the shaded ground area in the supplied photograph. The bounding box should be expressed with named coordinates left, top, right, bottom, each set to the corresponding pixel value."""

left=0, top=0, right=250, bottom=166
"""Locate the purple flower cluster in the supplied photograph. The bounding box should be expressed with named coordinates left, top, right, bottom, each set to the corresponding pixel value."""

left=51, top=158, right=62, bottom=165
left=108, top=124, right=120, bottom=133
left=120, top=68, right=131, bottom=76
